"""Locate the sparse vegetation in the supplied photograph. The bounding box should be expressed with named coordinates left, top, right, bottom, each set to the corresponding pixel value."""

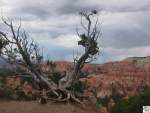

left=0, top=80, right=13, bottom=99
left=48, top=72, right=62, bottom=85
left=110, top=88, right=150, bottom=113
left=0, top=68, right=15, bottom=76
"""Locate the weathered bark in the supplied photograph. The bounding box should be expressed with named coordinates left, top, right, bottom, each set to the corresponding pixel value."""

left=60, top=10, right=100, bottom=91
left=0, top=10, right=101, bottom=102
left=0, top=19, right=57, bottom=90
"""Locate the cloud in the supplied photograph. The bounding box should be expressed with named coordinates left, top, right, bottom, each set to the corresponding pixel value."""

left=101, top=11, right=150, bottom=49
left=2, top=0, right=150, bottom=19
left=0, top=0, right=150, bottom=63
left=50, top=34, right=80, bottom=48
left=38, top=34, right=79, bottom=48
left=55, top=0, right=150, bottom=14
left=96, top=46, right=150, bottom=63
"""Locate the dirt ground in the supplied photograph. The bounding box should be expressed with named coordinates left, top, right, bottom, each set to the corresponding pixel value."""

left=0, top=101, right=95, bottom=113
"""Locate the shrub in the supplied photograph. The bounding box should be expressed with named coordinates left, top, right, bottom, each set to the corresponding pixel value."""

left=0, top=81, right=13, bottom=99
left=0, top=68, right=15, bottom=76
left=67, top=81, right=86, bottom=94
left=110, top=88, right=150, bottom=113
left=48, top=72, right=62, bottom=85
left=70, top=81, right=86, bottom=94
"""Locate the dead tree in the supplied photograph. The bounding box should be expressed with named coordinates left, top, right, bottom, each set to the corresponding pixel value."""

left=57, top=10, right=101, bottom=101
left=0, top=18, right=57, bottom=91
left=62, top=10, right=100, bottom=87
left=0, top=10, right=101, bottom=102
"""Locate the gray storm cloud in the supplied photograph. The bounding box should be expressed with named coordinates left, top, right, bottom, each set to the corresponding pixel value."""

left=0, top=0, right=150, bottom=63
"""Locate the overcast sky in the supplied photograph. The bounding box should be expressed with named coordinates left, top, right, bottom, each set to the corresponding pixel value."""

left=0, top=0, right=150, bottom=63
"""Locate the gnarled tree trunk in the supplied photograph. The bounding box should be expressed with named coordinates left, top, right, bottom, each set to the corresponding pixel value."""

left=0, top=10, right=101, bottom=102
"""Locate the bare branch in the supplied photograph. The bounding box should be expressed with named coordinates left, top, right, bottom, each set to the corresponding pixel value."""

left=69, top=10, right=101, bottom=85
left=0, top=18, right=57, bottom=91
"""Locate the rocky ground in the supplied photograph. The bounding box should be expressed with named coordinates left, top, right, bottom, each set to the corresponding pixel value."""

left=0, top=101, right=95, bottom=113
left=54, top=56, right=150, bottom=98
left=1, top=56, right=150, bottom=113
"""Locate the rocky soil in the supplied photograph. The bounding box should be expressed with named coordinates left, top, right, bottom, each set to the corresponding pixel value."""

left=0, top=101, right=94, bottom=113
left=53, top=56, right=150, bottom=98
